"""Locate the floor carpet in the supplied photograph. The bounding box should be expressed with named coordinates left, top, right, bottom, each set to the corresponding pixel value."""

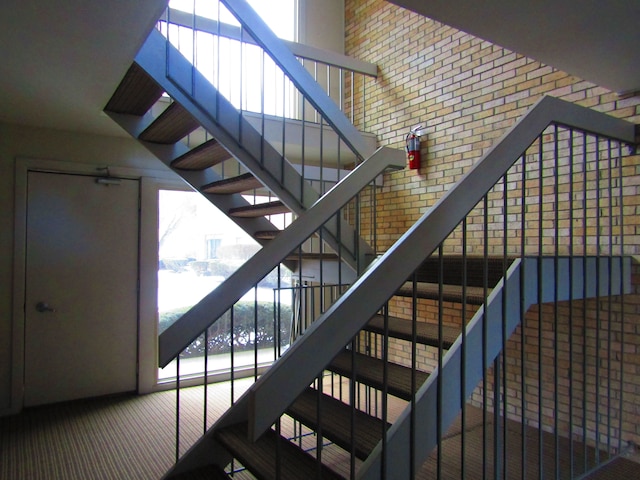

left=1, top=380, right=638, bottom=479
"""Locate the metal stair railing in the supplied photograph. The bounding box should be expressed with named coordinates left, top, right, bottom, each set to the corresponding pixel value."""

left=221, top=96, right=636, bottom=480
left=244, top=95, right=636, bottom=438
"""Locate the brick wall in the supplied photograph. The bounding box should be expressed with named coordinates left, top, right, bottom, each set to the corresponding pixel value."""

left=344, top=0, right=640, bottom=449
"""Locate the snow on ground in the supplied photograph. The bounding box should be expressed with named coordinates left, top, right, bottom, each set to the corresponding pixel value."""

left=158, top=269, right=291, bottom=312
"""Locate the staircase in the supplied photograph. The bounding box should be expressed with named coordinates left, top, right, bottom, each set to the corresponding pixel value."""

left=105, top=22, right=404, bottom=363
left=104, top=1, right=638, bottom=478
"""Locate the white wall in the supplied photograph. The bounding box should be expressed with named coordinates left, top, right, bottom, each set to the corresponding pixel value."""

left=299, top=0, right=345, bottom=53
left=0, top=122, right=173, bottom=413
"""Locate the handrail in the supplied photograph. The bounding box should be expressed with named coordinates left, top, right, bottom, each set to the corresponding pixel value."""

left=164, top=8, right=378, bottom=77
left=220, top=0, right=376, bottom=161
left=243, top=95, right=637, bottom=440
left=159, top=146, right=404, bottom=367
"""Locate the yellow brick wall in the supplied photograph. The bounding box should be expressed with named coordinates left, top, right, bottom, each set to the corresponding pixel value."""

left=345, top=0, right=640, bottom=448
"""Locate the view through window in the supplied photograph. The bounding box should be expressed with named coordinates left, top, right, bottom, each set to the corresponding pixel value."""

left=163, top=0, right=299, bottom=117
left=157, top=189, right=292, bottom=381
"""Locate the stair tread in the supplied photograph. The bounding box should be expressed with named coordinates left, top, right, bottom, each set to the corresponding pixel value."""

left=286, top=387, right=389, bottom=460
left=139, top=102, right=200, bottom=144
left=202, top=173, right=262, bottom=194
left=365, top=314, right=459, bottom=349
left=396, top=281, right=488, bottom=305
left=414, top=256, right=512, bottom=288
left=254, top=230, right=280, bottom=240
left=172, top=139, right=231, bottom=171
left=285, top=251, right=339, bottom=261
left=328, top=350, right=430, bottom=401
left=216, top=423, right=344, bottom=480
left=229, top=200, right=290, bottom=218
left=170, top=464, right=230, bottom=480
left=104, top=63, right=164, bottom=116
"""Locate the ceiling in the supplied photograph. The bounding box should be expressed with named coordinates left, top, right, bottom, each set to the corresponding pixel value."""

left=0, top=0, right=168, bottom=137
left=0, top=0, right=637, bottom=139
left=389, top=0, right=640, bottom=95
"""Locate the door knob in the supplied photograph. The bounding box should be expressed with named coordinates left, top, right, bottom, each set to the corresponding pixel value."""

left=35, top=302, right=55, bottom=313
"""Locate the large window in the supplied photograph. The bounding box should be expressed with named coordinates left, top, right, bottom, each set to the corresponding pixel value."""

left=163, top=0, right=299, bottom=117
left=157, top=189, right=292, bottom=382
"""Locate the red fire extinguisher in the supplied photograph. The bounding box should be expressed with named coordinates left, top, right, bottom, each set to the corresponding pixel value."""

left=406, top=125, right=423, bottom=170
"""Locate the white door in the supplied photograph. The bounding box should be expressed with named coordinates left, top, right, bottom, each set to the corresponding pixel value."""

left=24, top=171, right=139, bottom=406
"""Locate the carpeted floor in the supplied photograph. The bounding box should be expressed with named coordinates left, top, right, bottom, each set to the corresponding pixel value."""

left=0, top=380, right=253, bottom=480
left=1, top=380, right=638, bottom=479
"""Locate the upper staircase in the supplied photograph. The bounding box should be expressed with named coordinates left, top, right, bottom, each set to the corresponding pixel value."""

left=105, top=1, right=638, bottom=478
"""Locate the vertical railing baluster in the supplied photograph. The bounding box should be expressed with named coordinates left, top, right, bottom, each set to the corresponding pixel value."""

left=553, top=124, right=560, bottom=479
left=175, top=354, right=181, bottom=464
left=520, top=152, right=527, bottom=480
left=461, top=218, right=468, bottom=480
left=595, top=135, right=602, bottom=466
left=437, top=245, right=444, bottom=480
left=410, top=270, right=418, bottom=480
left=568, top=129, right=575, bottom=478
left=501, top=173, right=509, bottom=480
left=381, top=303, right=389, bottom=480
left=606, top=139, right=613, bottom=459
left=230, top=306, right=235, bottom=403
left=349, top=336, right=357, bottom=479
left=350, top=71, right=355, bottom=124
left=581, top=132, right=588, bottom=474
left=204, top=329, right=209, bottom=434
left=617, top=141, right=625, bottom=459
left=482, top=194, right=489, bottom=480
left=537, top=135, right=544, bottom=480
left=315, top=373, right=323, bottom=479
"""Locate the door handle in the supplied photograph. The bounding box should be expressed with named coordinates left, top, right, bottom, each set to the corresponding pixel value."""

left=35, top=302, right=56, bottom=313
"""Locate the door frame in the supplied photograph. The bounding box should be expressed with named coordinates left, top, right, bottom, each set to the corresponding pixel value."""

left=10, top=157, right=180, bottom=414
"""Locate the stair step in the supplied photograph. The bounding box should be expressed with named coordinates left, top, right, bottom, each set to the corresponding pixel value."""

left=327, top=350, right=430, bottom=401
left=139, top=102, right=200, bottom=144
left=172, top=139, right=231, bottom=171
left=285, top=251, right=339, bottom=262
left=365, top=314, right=459, bottom=349
left=170, top=464, right=230, bottom=480
left=104, top=63, right=164, bottom=116
left=228, top=200, right=289, bottom=218
left=215, top=423, right=344, bottom=480
left=415, top=256, right=512, bottom=288
left=201, top=172, right=262, bottom=194
left=396, top=281, right=487, bottom=305
left=286, top=387, right=389, bottom=460
left=254, top=230, right=281, bottom=240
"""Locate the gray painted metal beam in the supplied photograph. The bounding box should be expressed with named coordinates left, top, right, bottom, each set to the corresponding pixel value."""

left=357, top=256, right=631, bottom=479
left=242, top=96, right=636, bottom=441
left=164, top=8, right=378, bottom=77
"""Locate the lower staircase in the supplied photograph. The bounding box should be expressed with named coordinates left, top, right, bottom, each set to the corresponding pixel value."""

left=165, top=254, right=630, bottom=479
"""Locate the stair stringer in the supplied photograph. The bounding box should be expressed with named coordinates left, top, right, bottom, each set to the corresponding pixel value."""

left=106, top=110, right=293, bottom=247
left=357, top=255, right=631, bottom=480
left=134, top=28, right=377, bottom=269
